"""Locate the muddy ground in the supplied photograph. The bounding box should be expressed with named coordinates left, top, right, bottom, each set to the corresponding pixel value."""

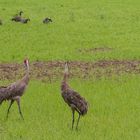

left=0, top=60, right=140, bottom=82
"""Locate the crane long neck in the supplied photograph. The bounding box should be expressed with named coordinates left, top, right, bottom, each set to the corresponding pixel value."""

left=23, top=64, right=30, bottom=84
left=26, top=64, right=29, bottom=76
left=61, top=73, right=69, bottom=91
left=63, top=73, right=68, bottom=83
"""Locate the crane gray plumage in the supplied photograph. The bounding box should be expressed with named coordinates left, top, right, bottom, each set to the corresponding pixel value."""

left=61, top=62, right=88, bottom=130
left=0, top=59, right=30, bottom=119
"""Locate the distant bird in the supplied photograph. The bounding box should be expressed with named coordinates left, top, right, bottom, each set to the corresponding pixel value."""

left=11, top=11, right=23, bottom=22
left=20, top=18, right=30, bottom=24
left=61, top=62, right=88, bottom=130
left=0, top=19, right=2, bottom=25
left=43, top=17, right=52, bottom=24
left=0, top=59, right=30, bottom=119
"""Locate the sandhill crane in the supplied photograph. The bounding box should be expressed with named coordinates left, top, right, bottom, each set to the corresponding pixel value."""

left=61, top=62, right=88, bottom=130
left=11, top=11, right=23, bottom=22
left=43, top=17, right=52, bottom=24
left=0, top=59, right=30, bottom=119
left=20, top=18, right=30, bottom=24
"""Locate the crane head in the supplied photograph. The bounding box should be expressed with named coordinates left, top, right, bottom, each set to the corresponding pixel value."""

left=24, top=59, right=29, bottom=68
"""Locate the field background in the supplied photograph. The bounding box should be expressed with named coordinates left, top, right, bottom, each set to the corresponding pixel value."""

left=0, top=0, right=140, bottom=140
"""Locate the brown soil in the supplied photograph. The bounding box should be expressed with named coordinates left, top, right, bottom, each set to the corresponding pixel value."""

left=0, top=60, right=140, bottom=82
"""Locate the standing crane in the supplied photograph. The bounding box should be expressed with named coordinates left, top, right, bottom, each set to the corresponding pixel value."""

left=61, top=62, right=88, bottom=130
left=0, top=59, right=30, bottom=119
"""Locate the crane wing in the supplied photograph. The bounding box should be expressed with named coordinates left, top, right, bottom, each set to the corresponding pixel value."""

left=62, top=88, right=88, bottom=115
left=0, top=81, right=24, bottom=104
left=0, top=86, right=9, bottom=104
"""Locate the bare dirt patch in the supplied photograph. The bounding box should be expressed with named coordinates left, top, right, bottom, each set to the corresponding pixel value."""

left=0, top=60, right=140, bottom=82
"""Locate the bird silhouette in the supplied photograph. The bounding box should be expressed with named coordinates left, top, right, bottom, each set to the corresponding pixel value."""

left=0, top=59, right=30, bottom=119
left=43, top=17, right=52, bottom=24
left=11, top=11, right=23, bottom=22
left=61, top=62, right=88, bottom=130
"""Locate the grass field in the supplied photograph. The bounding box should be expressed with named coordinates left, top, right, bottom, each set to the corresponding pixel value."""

left=0, top=0, right=140, bottom=139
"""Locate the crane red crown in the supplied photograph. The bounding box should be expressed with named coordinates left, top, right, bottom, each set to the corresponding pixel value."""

left=24, top=59, right=29, bottom=65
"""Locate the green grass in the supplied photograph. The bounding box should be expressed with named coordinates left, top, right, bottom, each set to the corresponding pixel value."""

left=0, top=0, right=140, bottom=62
left=0, top=76, right=140, bottom=140
left=0, top=0, right=140, bottom=139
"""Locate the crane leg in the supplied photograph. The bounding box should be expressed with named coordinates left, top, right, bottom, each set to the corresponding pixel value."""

left=71, top=109, right=75, bottom=130
left=16, top=97, right=24, bottom=120
left=6, top=100, right=14, bottom=119
left=76, top=114, right=81, bottom=130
